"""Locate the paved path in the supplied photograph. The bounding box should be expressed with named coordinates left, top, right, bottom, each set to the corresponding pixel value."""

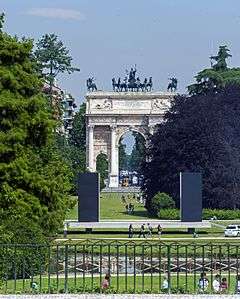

left=1, top=294, right=240, bottom=298
left=55, top=236, right=240, bottom=241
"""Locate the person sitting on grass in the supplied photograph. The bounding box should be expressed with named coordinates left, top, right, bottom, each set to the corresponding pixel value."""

left=161, top=276, right=169, bottom=292
left=236, top=275, right=240, bottom=294
left=101, top=273, right=111, bottom=292
left=212, top=274, right=220, bottom=293
left=220, top=277, right=228, bottom=293
left=198, top=272, right=209, bottom=293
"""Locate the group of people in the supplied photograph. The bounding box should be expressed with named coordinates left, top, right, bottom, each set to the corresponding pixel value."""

left=128, top=223, right=163, bottom=238
left=198, top=272, right=240, bottom=294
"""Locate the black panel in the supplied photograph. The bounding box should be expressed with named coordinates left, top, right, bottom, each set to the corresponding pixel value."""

left=78, top=173, right=99, bottom=222
left=180, top=172, right=202, bottom=222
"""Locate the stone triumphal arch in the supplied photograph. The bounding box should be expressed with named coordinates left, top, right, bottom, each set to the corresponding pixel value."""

left=86, top=91, right=175, bottom=187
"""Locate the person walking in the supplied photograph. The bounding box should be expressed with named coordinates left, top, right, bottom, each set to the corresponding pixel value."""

left=157, top=224, right=163, bottom=238
left=147, top=223, right=153, bottom=238
left=139, top=224, right=145, bottom=238
left=128, top=224, right=134, bottom=238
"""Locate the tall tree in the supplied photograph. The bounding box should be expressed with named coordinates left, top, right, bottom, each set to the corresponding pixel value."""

left=34, top=33, right=80, bottom=96
left=188, top=46, right=240, bottom=95
left=119, top=137, right=129, bottom=170
left=129, top=132, right=146, bottom=172
left=142, top=85, right=240, bottom=210
left=0, top=16, right=73, bottom=241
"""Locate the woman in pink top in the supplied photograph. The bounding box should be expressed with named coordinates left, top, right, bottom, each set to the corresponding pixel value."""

left=102, top=274, right=110, bottom=291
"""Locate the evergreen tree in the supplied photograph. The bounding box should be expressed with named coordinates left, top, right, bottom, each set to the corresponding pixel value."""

left=0, top=16, right=73, bottom=241
left=188, top=46, right=240, bottom=95
left=128, top=132, right=146, bottom=172
left=34, top=33, right=80, bottom=97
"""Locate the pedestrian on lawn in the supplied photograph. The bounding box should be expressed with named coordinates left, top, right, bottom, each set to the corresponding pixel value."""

left=128, top=224, right=134, bottom=238
left=139, top=224, right=145, bottom=238
left=157, top=224, right=163, bottom=238
left=147, top=223, right=153, bottom=238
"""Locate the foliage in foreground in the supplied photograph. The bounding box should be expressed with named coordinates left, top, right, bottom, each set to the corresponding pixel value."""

left=0, top=15, right=73, bottom=242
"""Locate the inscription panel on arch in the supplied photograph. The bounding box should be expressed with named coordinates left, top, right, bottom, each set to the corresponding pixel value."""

left=113, top=100, right=151, bottom=110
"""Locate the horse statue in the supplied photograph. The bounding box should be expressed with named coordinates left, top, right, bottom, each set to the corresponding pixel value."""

left=167, top=77, right=177, bottom=92
left=146, top=77, right=153, bottom=91
left=112, top=77, right=121, bottom=92
left=86, top=77, right=97, bottom=92
left=120, top=77, right=128, bottom=92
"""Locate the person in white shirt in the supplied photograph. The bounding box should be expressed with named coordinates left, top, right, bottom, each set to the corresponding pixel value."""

left=162, top=276, right=168, bottom=291
left=212, top=274, right=220, bottom=293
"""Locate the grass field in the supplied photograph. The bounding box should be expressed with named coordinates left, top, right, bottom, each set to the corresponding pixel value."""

left=2, top=274, right=239, bottom=294
left=66, top=193, right=150, bottom=220
left=63, top=193, right=240, bottom=241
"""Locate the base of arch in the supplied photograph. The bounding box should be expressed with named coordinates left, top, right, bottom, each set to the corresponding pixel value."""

left=109, top=174, right=119, bottom=188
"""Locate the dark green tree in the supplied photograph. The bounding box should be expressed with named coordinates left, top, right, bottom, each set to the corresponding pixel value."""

left=188, top=46, right=240, bottom=95
left=34, top=33, right=80, bottom=94
left=0, top=16, right=73, bottom=241
left=96, top=153, right=108, bottom=190
left=129, top=132, right=146, bottom=172
left=142, top=85, right=240, bottom=210
left=119, top=137, right=129, bottom=170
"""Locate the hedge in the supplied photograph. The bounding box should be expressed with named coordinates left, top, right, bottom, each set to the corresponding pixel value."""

left=158, top=208, right=240, bottom=220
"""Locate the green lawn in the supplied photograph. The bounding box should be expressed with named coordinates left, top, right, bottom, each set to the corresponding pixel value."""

left=66, top=192, right=150, bottom=220
left=2, top=274, right=239, bottom=294
left=64, top=193, right=240, bottom=241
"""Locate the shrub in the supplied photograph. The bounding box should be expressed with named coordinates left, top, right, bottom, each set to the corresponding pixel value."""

left=157, top=208, right=240, bottom=220
left=158, top=208, right=180, bottom=220
left=148, top=192, right=175, bottom=216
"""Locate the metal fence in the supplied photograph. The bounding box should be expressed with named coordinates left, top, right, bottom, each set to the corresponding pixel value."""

left=1, top=240, right=240, bottom=294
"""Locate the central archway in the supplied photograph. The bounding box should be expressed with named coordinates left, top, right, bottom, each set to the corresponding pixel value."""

left=118, top=130, right=146, bottom=187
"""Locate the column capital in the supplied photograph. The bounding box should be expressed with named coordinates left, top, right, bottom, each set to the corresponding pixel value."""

left=110, top=124, right=117, bottom=130
left=88, top=124, right=95, bottom=129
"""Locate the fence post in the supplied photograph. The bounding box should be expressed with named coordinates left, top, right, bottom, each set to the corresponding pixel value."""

left=167, top=244, right=171, bottom=294
left=64, top=244, right=68, bottom=293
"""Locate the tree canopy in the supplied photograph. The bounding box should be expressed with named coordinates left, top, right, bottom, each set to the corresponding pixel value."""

left=188, top=46, right=240, bottom=95
left=34, top=33, right=80, bottom=85
left=0, top=17, right=73, bottom=242
left=142, top=85, right=240, bottom=210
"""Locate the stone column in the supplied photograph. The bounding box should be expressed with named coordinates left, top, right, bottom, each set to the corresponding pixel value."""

left=88, top=124, right=94, bottom=172
left=109, top=125, right=119, bottom=187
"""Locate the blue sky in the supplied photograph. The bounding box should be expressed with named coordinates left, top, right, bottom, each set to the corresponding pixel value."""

left=1, top=0, right=240, bottom=107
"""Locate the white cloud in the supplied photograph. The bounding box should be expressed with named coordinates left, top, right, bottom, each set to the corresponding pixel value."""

left=25, top=8, right=85, bottom=21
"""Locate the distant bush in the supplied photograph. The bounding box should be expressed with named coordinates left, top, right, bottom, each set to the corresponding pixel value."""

left=158, top=208, right=240, bottom=220
left=148, top=192, right=175, bottom=216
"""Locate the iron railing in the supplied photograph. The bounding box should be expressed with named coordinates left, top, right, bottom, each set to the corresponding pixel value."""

left=0, top=240, right=240, bottom=294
